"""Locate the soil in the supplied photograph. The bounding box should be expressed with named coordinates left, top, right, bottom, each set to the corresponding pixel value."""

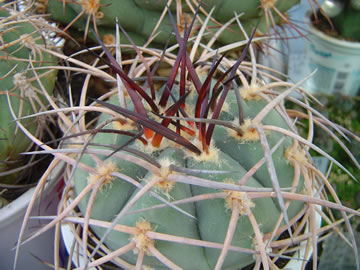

left=310, top=10, right=359, bottom=42
left=310, top=12, right=340, bottom=39
left=0, top=122, right=62, bottom=203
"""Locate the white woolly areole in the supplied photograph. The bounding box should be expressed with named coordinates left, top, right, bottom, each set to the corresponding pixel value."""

left=19, top=33, right=37, bottom=49
left=285, top=145, right=309, bottom=166
left=80, top=0, right=101, bottom=14
left=224, top=188, right=255, bottom=215
left=144, top=157, right=178, bottom=195
left=239, top=84, right=263, bottom=101
left=102, top=34, right=115, bottom=46
left=13, top=73, right=37, bottom=99
left=87, top=161, right=118, bottom=188
left=186, top=136, right=220, bottom=163
left=135, top=137, right=171, bottom=154
left=13, top=73, right=29, bottom=89
left=227, top=118, right=261, bottom=142
left=260, top=0, right=278, bottom=9
left=131, top=220, right=154, bottom=256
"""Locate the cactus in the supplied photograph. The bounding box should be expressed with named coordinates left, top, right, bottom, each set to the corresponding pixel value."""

left=18, top=5, right=360, bottom=270
left=36, top=0, right=301, bottom=45
left=0, top=4, right=58, bottom=185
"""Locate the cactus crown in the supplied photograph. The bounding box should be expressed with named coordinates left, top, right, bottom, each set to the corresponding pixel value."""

left=91, top=8, right=255, bottom=158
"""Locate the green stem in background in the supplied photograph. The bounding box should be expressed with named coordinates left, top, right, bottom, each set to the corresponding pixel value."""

left=0, top=6, right=58, bottom=185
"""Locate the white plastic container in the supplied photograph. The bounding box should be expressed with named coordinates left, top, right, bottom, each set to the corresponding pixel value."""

left=0, top=165, right=64, bottom=270
left=304, top=16, right=360, bottom=96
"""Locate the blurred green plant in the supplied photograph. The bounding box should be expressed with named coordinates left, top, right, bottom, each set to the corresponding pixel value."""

left=318, top=94, right=360, bottom=209
left=0, top=4, right=58, bottom=185
left=36, top=0, right=302, bottom=45
left=314, top=0, right=360, bottom=41
left=287, top=94, right=360, bottom=209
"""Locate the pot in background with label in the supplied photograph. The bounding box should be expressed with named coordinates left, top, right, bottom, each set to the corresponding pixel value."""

left=304, top=11, right=360, bottom=96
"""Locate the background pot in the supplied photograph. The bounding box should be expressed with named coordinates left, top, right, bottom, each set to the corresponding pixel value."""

left=0, top=165, right=63, bottom=270
left=304, top=12, right=360, bottom=96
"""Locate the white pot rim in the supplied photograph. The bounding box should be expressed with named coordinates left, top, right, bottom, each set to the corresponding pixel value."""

left=306, top=11, right=360, bottom=50
left=0, top=187, right=37, bottom=228
left=0, top=162, right=64, bottom=229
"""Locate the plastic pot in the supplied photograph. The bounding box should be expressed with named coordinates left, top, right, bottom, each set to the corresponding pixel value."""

left=304, top=13, right=360, bottom=96
left=0, top=164, right=64, bottom=270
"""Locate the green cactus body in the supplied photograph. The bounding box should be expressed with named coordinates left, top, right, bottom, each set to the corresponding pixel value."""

left=73, top=94, right=146, bottom=220
left=214, top=92, right=305, bottom=219
left=39, top=0, right=300, bottom=45
left=219, top=91, right=297, bottom=188
left=193, top=0, right=298, bottom=22
left=23, top=0, right=360, bottom=267
left=74, top=152, right=147, bottom=221
left=101, top=148, right=211, bottom=270
left=74, top=135, right=283, bottom=269
left=0, top=7, right=57, bottom=184
left=63, top=7, right=318, bottom=268
left=186, top=150, right=280, bottom=269
left=72, top=82, right=305, bottom=268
